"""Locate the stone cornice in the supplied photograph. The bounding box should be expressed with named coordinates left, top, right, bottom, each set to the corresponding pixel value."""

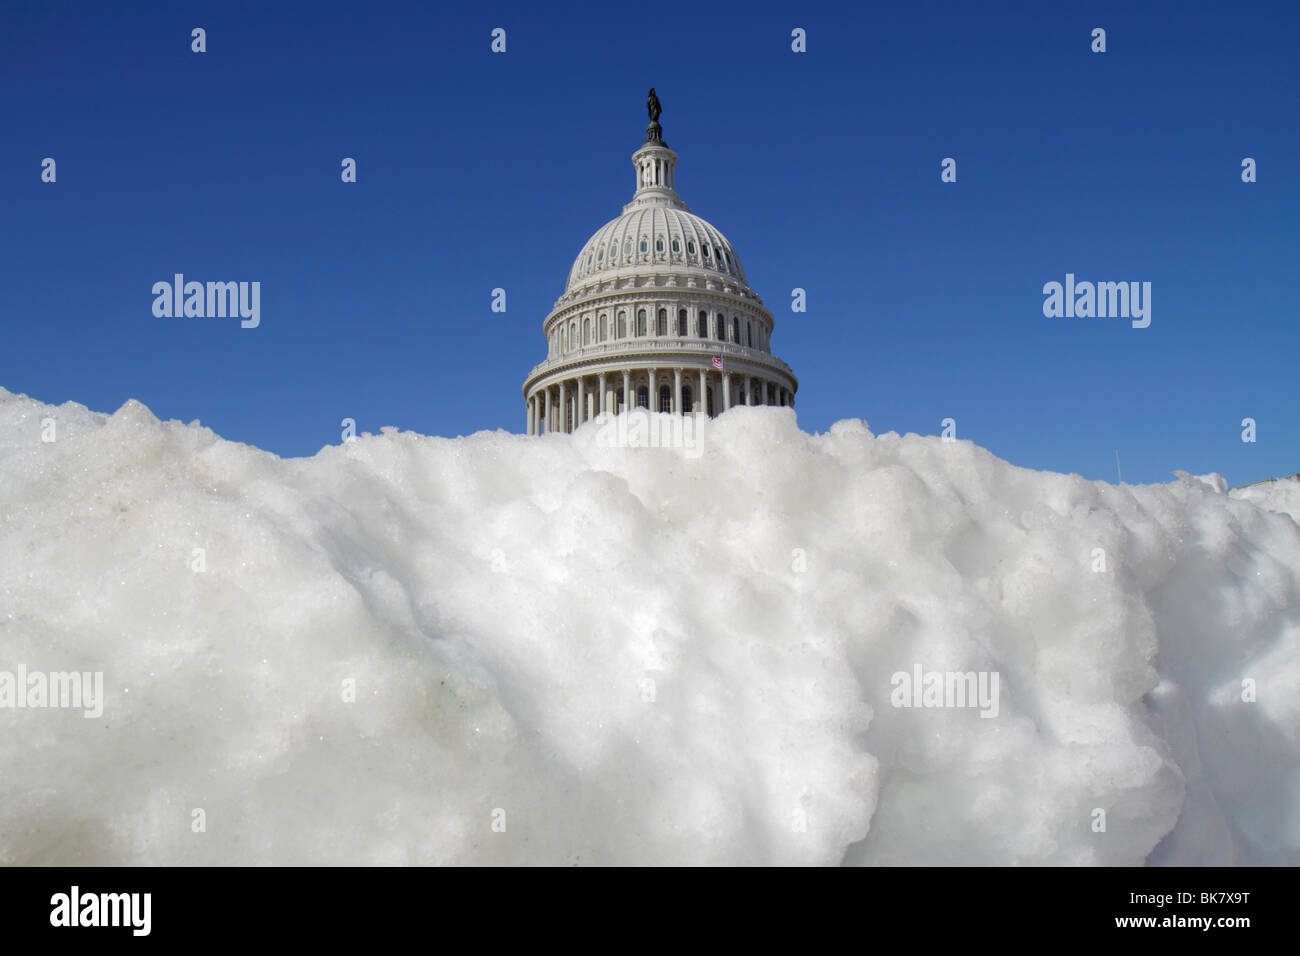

left=522, top=342, right=797, bottom=395
left=557, top=267, right=761, bottom=305
left=544, top=289, right=776, bottom=336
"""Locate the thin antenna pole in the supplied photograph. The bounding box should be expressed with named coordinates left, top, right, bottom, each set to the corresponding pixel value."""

left=1115, top=449, right=1123, bottom=485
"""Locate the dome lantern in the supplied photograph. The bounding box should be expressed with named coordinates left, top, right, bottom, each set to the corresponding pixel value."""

left=629, top=141, right=683, bottom=210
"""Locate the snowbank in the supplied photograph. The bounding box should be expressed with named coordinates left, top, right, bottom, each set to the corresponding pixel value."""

left=1, top=387, right=1297, bottom=865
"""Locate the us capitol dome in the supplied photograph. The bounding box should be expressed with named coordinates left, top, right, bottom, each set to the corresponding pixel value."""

left=522, top=89, right=798, bottom=434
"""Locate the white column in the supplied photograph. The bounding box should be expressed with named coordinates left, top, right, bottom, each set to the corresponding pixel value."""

left=648, top=368, right=657, bottom=411
left=622, top=369, right=631, bottom=413
left=722, top=372, right=730, bottom=411
left=697, top=368, right=706, bottom=413
left=559, top=381, right=568, bottom=433
left=673, top=368, right=682, bottom=414
left=598, top=372, right=607, bottom=416
left=527, top=395, right=535, bottom=435
left=577, top=377, right=586, bottom=428
left=748, top=376, right=756, bottom=406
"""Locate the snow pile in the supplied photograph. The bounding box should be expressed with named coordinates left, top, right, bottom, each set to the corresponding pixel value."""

left=1, top=387, right=1298, bottom=866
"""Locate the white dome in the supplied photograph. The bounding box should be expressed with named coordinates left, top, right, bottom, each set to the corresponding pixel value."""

left=567, top=205, right=747, bottom=292
left=521, top=94, right=798, bottom=436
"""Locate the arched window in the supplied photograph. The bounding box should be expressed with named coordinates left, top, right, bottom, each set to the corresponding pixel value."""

left=656, top=237, right=664, bottom=253
left=682, top=385, right=694, bottom=412
left=583, top=317, right=591, bottom=345
left=599, top=314, right=607, bottom=341
left=678, top=309, right=688, bottom=336
left=561, top=327, right=566, bottom=352
left=656, top=309, right=667, bottom=335
left=639, top=238, right=648, bottom=254
left=703, top=245, right=711, bottom=260
left=698, top=311, right=708, bottom=337
left=637, top=385, right=649, bottom=409
left=636, top=310, right=647, bottom=336
left=672, top=238, right=680, bottom=254
left=659, top=386, right=672, bottom=413
left=571, top=321, right=578, bottom=346
left=617, top=311, right=627, bottom=338
left=611, top=243, right=618, bottom=260
left=623, top=240, right=631, bottom=258
left=730, top=318, right=739, bottom=343
left=745, top=322, right=751, bottom=347
left=688, top=240, right=696, bottom=256
left=597, top=247, right=603, bottom=262
left=715, top=314, right=726, bottom=340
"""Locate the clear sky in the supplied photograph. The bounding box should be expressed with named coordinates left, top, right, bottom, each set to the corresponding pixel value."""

left=3, top=0, right=1296, bottom=486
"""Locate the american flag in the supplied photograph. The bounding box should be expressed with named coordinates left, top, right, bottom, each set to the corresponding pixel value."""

left=711, top=355, right=723, bottom=370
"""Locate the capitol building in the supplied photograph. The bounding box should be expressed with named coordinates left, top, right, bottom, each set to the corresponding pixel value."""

left=522, top=91, right=798, bottom=435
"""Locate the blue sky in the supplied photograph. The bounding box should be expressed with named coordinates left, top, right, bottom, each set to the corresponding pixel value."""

left=3, top=0, right=1296, bottom=485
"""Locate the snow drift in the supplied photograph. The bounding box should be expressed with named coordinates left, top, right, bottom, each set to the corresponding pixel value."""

left=1, top=387, right=1297, bottom=866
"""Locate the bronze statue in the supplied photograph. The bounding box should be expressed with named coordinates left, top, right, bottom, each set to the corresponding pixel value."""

left=645, top=88, right=665, bottom=145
